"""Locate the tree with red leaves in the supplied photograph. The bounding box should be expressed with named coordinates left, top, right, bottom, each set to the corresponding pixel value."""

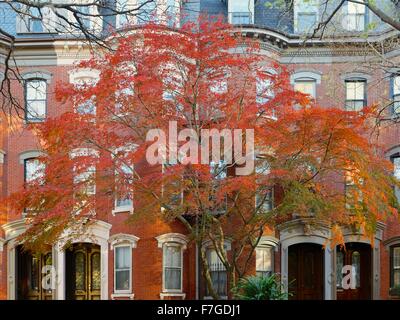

left=4, top=18, right=398, bottom=299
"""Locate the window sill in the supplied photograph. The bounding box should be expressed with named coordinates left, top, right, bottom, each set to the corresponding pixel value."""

left=160, top=292, right=186, bottom=300
left=112, top=206, right=133, bottom=216
left=203, top=295, right=228, bottom=300
left=111, top=292, right=135, bottom=300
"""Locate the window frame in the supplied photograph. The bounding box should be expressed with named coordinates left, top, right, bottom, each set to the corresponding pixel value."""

left=346, top=0, right=367, bottom=32
left=294, top=78, right=317, bottom=100
left=390, top=245, right=400, bottom=292
left=114, top=244, right=132, bottom=294
left=25, top=78, right=47, bottom=123
left=162, top=242, right=184, bottom=293
left=345, top=79, right=367, bottom=111
left=392, top=75, right=400, bottom=115
left=255, top=245, right=274, bottom=278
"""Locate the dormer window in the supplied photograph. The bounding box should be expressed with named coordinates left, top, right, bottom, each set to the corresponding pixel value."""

left=294, top=0, right=319, bottom=33
left=228, top=0, right=254, bottom=25
left=345, top=0, right=367, bottom=31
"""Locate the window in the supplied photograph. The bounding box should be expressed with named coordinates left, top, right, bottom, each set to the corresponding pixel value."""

left=228, top=0, right=253, bottom=24
left=345, top=80, right=366, bottom=111
left=391, top=246, right=400, bottom=290
left=392, top=76, right=400, bottom=115
left=345, top=167, right=363, bottom=210
left=28, top=7, right=43, bottom=33
left=294, top=79, right=316, bottom=99
left=207, top=249, right=227, bottom=297
left=114, top=161, right=134, bottom=212
left=297, top=12, right=317, bottom=33
left=294, top=0, right=318, bottom=33
left=166, top=0, right=179, bottom=27
left=336, top=251, right=344, bottom=288
left=255, top=158, right=273, bottom=212
left=71, top=148, right=98, bottom=197
left=116, top=0, right=130, bottom=28
left=393, top=156, right=400, bottom=180
left=163, top=243, right=183, bottom=292
left=25, top=79, right=47, bottom=122
left=256, top=71, right=276, bottom=119
left=256, top=246, right=273, bottom=277
left=76, top=5, right=91, bottom=30
left=114, top=245, right=132, bottom=293
left=72, top=73, right=98, bottom=116
left=231, top=12, right=252, bottom=24
left=210, top=160, right=227, bottom=180
left=137, top=0, right=157, bottom=24
left=346, top=0, right=366, bottom=31
left=24, top=158, right=45, bottom=183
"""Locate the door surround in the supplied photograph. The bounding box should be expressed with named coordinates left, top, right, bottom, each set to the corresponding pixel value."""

left=278, top=218, right=385, bottom=300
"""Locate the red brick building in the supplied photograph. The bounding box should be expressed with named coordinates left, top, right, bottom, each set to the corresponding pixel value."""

left=0, top=0, right=400, bottom=300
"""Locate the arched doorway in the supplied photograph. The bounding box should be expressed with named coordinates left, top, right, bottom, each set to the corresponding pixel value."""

left=16, top=245, right=53, bottom=300
left=65, top=243, right=101, bottom=300
left=336, top=242, right=371, bottom=300
left=288, top=243, right=324, bottom=300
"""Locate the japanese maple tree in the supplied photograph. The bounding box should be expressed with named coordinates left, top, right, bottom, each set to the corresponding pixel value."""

left=4, top=17, right=398, bottom=298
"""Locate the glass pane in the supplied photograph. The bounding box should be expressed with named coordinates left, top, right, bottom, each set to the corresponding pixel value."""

left=336, top=251, right=344, bottom=287
left=164, top=245, right=181, bottom=268
left=394, top=270, right=400, bottom=287
left=30, top=18, right=43, bottom=33
left=394, top=77, right=400, bottom=95
left=165, top=268, right=181, bottom=290
left=91, top=252, right=101, bottom=290
left=75, top=252, right=85, bottom=290
left=352, top=251, right=361, bottom=288
left=115, top=270, right=130, bottom=291
left=27, top=101, right=46, bottom=120
left=25, top=158, right=45, bottom=183
left=116, top=246, right=130, bottom=269
left=231, top=12, right=251, bottom=24
left=394, top=247, right=400, bottom=268
left=256, top=247, right=272, bottom=272
left=30, top=256, right=39, bottom=291
left=297, top=13, right=317, bottom=33
left=256, top=78, right=273, bottom=104
left=77, top=99, right=96, bottom=115
left=137, top=0, right=156, bottom=24
left=393, top=99, right=400, bottom=114
left=346, top=81, right=365, bottom=100
left=208, top=250, right=225, bottom=271
left=27, top=80, right=46, bottom=100
left=294, top=80, right=315, bottom=98
left=346, top=100, right=364, bottom=111
left=210, top=160, right=227, bottom=180
left=393, top=158, right=400, bottom=180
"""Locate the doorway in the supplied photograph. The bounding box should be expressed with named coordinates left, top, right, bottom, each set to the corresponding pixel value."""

left=65, top=243, right=101, bottom=300
left=336, top=242, right=371, bottom=300
left=288, top=243, right=324, bottom=300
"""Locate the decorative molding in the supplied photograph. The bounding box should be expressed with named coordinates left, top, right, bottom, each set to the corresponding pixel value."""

left=21, top=70, right=53, bottom=83
left=383, top=236, right=400, bottom=249
left=109, top=233, right=139, bottom=250
left=156, top=233, right=189, bottom=250
left=0, top=237, right=4, bottom=251
left=1, top=218, right=28, bottom=241
left=257, top=236, right=279, bottom=251
left=340, top=72, right=372, bottom=83
left=160, top=293, right=186, bottom=300
left=290, top=70, right=322, bottom=84
left=19, top=150, right=46, bottom=164
left=111, top=293, right=135, bottom=300
left=69, top=68, right=100, bottom=85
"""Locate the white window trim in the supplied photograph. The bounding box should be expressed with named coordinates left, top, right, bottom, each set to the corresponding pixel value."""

left=69, top=68, right=100, bottom=86
left=156, top=233, right=189, bottom=294
left=162, top=242, right=184, bottom=293
left=109, top=233, right=139, bottom=295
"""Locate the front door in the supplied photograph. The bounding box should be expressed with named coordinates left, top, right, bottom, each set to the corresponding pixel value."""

left=66, top=243, right=101, bottom=300
left=288, top=243, right=324, bottom=300
left=336, top=242, right=371, bottom=300
left=16, top=245, right=53, bottom=300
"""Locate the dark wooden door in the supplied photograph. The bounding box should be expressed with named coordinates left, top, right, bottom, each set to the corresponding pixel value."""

left=66, top=243, right=101, bottom=300
left=288, top=243, right=324, bottom=300
left=336, top=243, right=371, bottom=300
left=16, top=245, right=53, bottom=300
